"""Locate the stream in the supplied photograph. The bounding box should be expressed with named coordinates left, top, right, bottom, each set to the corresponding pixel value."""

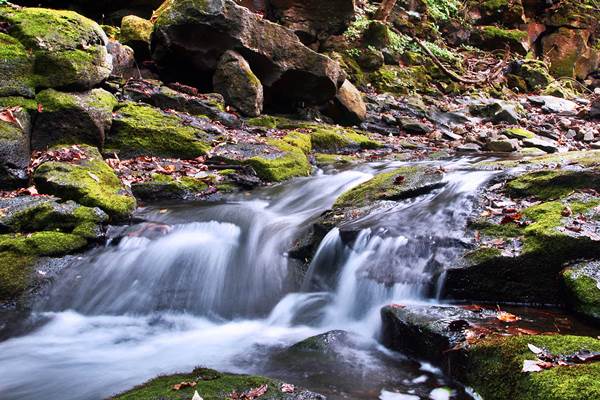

left=0, top=158, right=498, bottom=400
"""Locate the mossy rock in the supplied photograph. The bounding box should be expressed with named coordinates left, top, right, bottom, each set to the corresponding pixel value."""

left=504, top=127, right=536, bottom=140
left=477, top=150, right=600, bottom=170
left=518, top=60, right=554, bottom=92
left=245, top=138, right=312, bottom=182
left=33, top=88, right=117, bottom=149
left=562, top=261, right=600, bottom=322
left=0, top=105, right=30, bottom=188
left=108, top=102, right=212, bottom=159
left=111, top=367, right=324, bottom=400
left=335, top=166, right=445, bottom=209
left=0, top=251, right=36, bottom=301
left=0, top=32, right=35, bottom=97
left=120, top=15, right=152, bottom=60
left=309, top=126, right=380, bottom=153
left=505, top=169, right=600, bottom=200
left=0, top=96, right=38, bottom=111
left=472, top=26, right=528, bottom=55
left=33, top=145, right=136, bottom=220
left=459, top=335, right=600, bottom=400
left=0, top=6, right=112, bottom=90
left=131, top=174, right=210, bottom=201
left=314, top=153, right=356, bottom=166
left=0, top=231, right=87, bottom=257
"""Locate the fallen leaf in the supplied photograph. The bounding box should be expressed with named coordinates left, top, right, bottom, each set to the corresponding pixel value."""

left=522, top=360, right=542, bottom=372
left=280, top=383, right=295, bottom=393
left=497, top=311, right=520, bottom=322
left=528, top=343, right=544, bottom=355
left=87, top=172, right=100, bottom=182
left=172, top=381, right=197, bottom=391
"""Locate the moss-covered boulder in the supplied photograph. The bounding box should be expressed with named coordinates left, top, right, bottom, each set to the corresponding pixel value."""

left=0, top=6, right=112, bottom=90
left=120, top=15, right=152, bottom=60
left=33, top=145, right=136, bottom=220
left=309, top=125, right=379, bottom=153
left=508, top=60, right=554, bottom=92
left=542, top=27, right=598, bottom=79
left=131, top=173, right=211, bottom=201
left=33, top=88, right=117, bottom=149
left=108, top=102, right=213, bottom=159
left=111, top=367, right=325, bottom=400
left=0, top=32, right=35, bottom=97
left=471, top=26, right=529, bottom=55
left=0, top=105, right=31, bottom=188
left=563, top=261, right=600, bottom=322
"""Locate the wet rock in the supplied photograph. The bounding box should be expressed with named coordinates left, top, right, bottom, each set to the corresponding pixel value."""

left=529, top=95, right=578, bottom=115
left=152, top=0, right=345, bottom=108
left=288, top=330, right=359, bottom=354
left=503, top=127, right=535, bottom=140
left=486, top=138, right=520, bottom=152
left=456, top=143, right=481, bottom=153
left=522, top=137, right=559, bottom=154
left=120, top=15, right=152, bottom=61
left=0, top=106, right=30, bottom=189
left=122, top=80, right=240, bottom=127
left=107, top=102, right=214, bottom=159
left=589, top=99, right=600, bottom=119
left=32, top=88, right=117, bottom=150
left=470, top=100, right=521, bottom=124
left=324, top=79, right=367, bottom=126
left=106, top=40, right=136, bottom=78
left=399, top=117, right=432, bottom=135
left=213, top=50, right=263, bottom=117
left=33, top=145, right=136, bottom=220
left=0, top=6, right=112, bottom=90
left=563, top=261, right=600, bottom=322
left=131, top=174, right=211, bottom=201
left=112, top=366, right=325, bottom=399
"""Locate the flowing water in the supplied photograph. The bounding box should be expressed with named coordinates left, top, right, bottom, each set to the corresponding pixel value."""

left=0, top=159, right=497, bottom=400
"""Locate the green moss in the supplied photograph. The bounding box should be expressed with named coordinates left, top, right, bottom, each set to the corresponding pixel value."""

left=283, top=131, right=312, bottom=155
left=33, top=48, right=107, bottom=89
left=310, top=126, right=380, bottom=152
left=464, top=247, right=502, bottom=264
left=36, top=88, right=116, bottom=114
left=247, top=115, right=279, bottom=129
left=314, top=153, right=356, bottom=165
left=463, top=335, right=600, bottom=400
left=0, top=32, right=35, bottom=97
left=504, top=128, right=535, bottom=140
left=519, top=60, right=553, bottom=91
left=480, top=26, right=527, bottom=42
left=112, top=367, right=289, bottom=400
left=109, top=103, right=211, bottom=159
left=424, top=0, right=460, bottom=20
left=562, top=265, right=600, bottom=320
left=0, top=96, right=38, bottom=111
left=506, top=169, right=600, bottom=200
left=246, top=139, right=311, bottom=182
left=33, top=145, right=136, bottom=220
left=0, top=251, right=36, bottom=301
left=120, top=15, right=153, bottom=44
left=0, top=231, right=87, bottom=257
left=335, top=166, right=444, bottom=208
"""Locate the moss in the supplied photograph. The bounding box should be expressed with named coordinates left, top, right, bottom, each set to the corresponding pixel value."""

left=0, top=32, right=35, bottom=98
left=0, top=96, right=38, bottom=111
left=424, top=0, right=460, bottom=20
left=33, top=48, right=108, bottom=89
left=479, top=150, right=600, bottom=170
left=245, top=139, right=311, bottom=182
left=314, top=153, right=356, bottom=165
left=562, top=265, right=600, bottom=320
left=133, top=174, right=210, bottom=199
left=33, top=145, right=136, bottom=220
left=464, top=247, right=502, bottom=264
left=310, top=126, right=380, bottom=152
left=112, top=367, right=289, bottom=400
left=283, top=131, right=312, bottom=155
left=519, top=60, right=553, bottom=91
left=335, top=166, right=444, bottom=208
left=0, top=231, right=87, bottom=257
left=504, top=128, right=535, bottom=140
left=462, top=335, right=600, bottom=400
left=120, top=15, right=153, bottom=44
left=479, top=26, right=527, bottom=43
left=0, top=251, right=36, bottom=301
left=101, top=24, right=120, bottom=40
left=36, top=88, right=116, bottom=114
left=247, top=115, right=279, bottom=129
left=109, top=103, right=211, bottom=159
left=506, top=169, right=600, bottom=200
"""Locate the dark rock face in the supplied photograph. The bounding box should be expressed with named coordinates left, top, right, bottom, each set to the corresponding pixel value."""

left=152, top=0, right=345, bottom=109
left=0, top=107, right=30, bottom=189
left=213, top=50, right=264, bottom=117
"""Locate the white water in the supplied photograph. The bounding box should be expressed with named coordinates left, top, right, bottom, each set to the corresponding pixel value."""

left=0, top=162, right=494, bottom=400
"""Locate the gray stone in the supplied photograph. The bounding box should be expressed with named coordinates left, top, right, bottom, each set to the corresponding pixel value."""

left=529, top=95, right=578, bottom=115
left=325, top=79, right=367, bottom=126
left=399, top=117, right=432, bottom=134
left=522, top=137, right=559, bottom=153
left=213, top=50, right=263, bottom=117
left=486, top=138, right=520, bottom=152
left=456, top=143, right=481, bottom=152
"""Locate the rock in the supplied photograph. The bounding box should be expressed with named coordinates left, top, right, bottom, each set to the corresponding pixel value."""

left=324, top=79, right=367, bottom=126
left=123, top=80, right=240, bottom=127
left=268, top=0, right=355, bottom=45
left=106, top=40, right=136, bottom=78
left=16, top=0, right=165, bottom=21
left=486, top=138, right=520, bottom=152
left=33, top=145, right=136, bottom=220
left=380, top=303, right=600, bottom=400
left=112, top=366, right=325, bottom=399
left=542, top=27, right=599, bottom=79
left=503, top=127, right=535, bottom=140
left=0, top=196, right=108, bottom=239
left=471, top=0, right=525, bottom=26
left=456, top=143, right=481, bottom=152
left=510, top=60, right=553, bottom=91
left=355, top=47, right=385, bottom=71
left=120, top=15, right=153, bottom=60
left=0, top=106, right=31, bottom=189
left=107, top=102, right=214, bottom=159
left=399, top=117, right=432, bottom=134
left=529, top=95, right=578, bottom=115
left=471, top=26, right=529, bottom=55
left=152, top=0, right=345, bottom=108
left=522, top=137, right=559, bottom=153
left=213, top=50, right=263, bottom=117
left=590, top=99, right=600, bottom=119
left=563, top=261, right=600, bottom=322
left=32, top=89, right=117, bottom=150
left=288, top=330, right=358, bottom=354
left=470, top=100, right=521, bottom=124
left=131, top=174, right=211, bottom=201
left=0, top=6, right=112, bottom=91
left=0, top=32, right=35, bottom=98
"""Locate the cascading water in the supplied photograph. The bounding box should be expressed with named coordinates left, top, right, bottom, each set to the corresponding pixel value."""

left=0, top=160, right=496, bottom=400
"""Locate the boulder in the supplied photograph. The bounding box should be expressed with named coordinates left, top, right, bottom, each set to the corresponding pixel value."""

left=324, top=79, right=367, bottom=126
left=32, top=89, right=117, bottom=150
left=563, top=261, right=600, bottom=322
left=152, top=0, right=345, bottom=108
left=33, top=145, right=136, bottom=220
left=529, top=95, right=578, bottom=115
left=0, top=6, right=112, bottom=91
left=14, top=0, right=165, bottom=21
left=0, top=32, right=35, bottom=98
left=106, top=40, right=136, bottom=78
left=471, top=26, right=529, bottom=55
left=268, top=0, right=355, bottom=44
left=522, top=137, right=559, bottom=153
left=213, top=50, right=264, bottom=117
left=120, top=15, right=153, bottom=60
left=486, top=138, right=520, bottom=152
left=591, top=99, right=600, bottom=119
left=542, top=28, right=599, bottom=79
left=0, top=106, right=31, bottom=189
